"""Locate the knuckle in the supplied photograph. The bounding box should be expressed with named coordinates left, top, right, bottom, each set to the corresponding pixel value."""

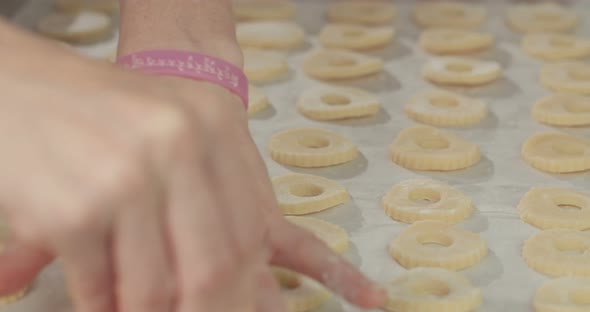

left=134, top=278, right=176, bottom=309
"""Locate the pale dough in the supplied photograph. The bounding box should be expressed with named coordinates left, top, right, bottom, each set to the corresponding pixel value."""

left=532, top=94, right=590, bottom=127
left=521, top=132, right=590, bottom=173
left=243, top=48, right=289, bottom=83
left=237, top=21, right=305, bottom=50
left=272, top=173, right=350, bottom=215
left=297, top=85, right=380, bottom=120
left=382, top=179, right=473, bottom=224
left=326, top=1, right=397, bottom=26
left=272, top=268, right=331, bottom=312
left=56, top=0, right=119, bottom=14
left=37, top=10, right=113, bottom=44
left=414, top=1, right=486, bottom=29
left=233, top=0, right=296, bottom=21
left=534, top=277, right=590, bottom=312
left=389, top=220, right=488, bottom=271
left=319, top=24, right=394, bottom=51
left=540, top=62, right=590, bottom=95
left=419, top=28, right=494, bottom=55
left=385, top=268, right=482, bottom=312
left=518, top=187, right=590, bottom=231
left=247, top=84, right=270, bottom=116
left=404, top=89, right=488, bottom=127
left=423, top=57, right=502, bottom=86
left=522, top=34, right=590, bottom=61
left=285, top=216, right=349, bottom=254
left=506, top=2, right=578, bottom=34
left=523, top=229, right=590, bottom=277
left=268, top=128, right=358, bottom=168
left=390, top=125, right=481, bottom=171
left=303, top=50, right=384, bottom=80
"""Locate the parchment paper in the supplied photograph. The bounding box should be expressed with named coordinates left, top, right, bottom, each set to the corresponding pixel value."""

left=5, top=1, right=590, bottom=311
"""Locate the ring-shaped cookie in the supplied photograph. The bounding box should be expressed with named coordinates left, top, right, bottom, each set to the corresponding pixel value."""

left=237, top=21, right=305, bottom=50
left=523, top=34, right=590, bottom=61
left=272, top=268, right=331, bottom=312
left=390, top=125, right=481, bottom=171
left=405, top=89, right=488, bottom=127
left=532, top=94, right=590, bottom=127
left=522, top=132, right=590, bottom=174
left=269, top=128, right=358, bottom=168
left=414, top=2, right=486, bottom=29
left=247, top=84, right=269, bottom=116
left=303, top=49, right=384, bottom=80
left=534, top=277, right=590, bottom=312
left=506, top=3, right=578, bottom=34
left=518, top=187, right=590, bottom=231
left=419, top=28, right=494, bottom=55
left=243, top=48, right=289, bottom=83
left=389, top=220, right=488, bottom=271
left=523, top=229, right=590, bottom=277
left=385, top=268, right=482, bottom=312
left=319, top=24, right=395, bottom=51
left=297, top=85, right=380, bottom=121
left=423, top=57, right=501, bottom=86
left=272, top=173, right=350, bottom=215
left=383, top=179, right=473, bottom=224
left=540, top=62, right=590, bottom=95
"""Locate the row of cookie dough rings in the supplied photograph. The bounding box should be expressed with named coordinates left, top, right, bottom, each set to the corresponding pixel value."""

left=240, top=1, right=493, bottom=312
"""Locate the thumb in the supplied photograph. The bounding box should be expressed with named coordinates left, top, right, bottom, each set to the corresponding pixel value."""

left=0, top=241, right=53, bottom=295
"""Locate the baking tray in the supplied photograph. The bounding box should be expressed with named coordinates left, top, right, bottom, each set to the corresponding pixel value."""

left=5, top=1, right=590, bottom=311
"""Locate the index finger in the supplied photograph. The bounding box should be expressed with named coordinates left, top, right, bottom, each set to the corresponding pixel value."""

left=269, top=219, right=386, bottom=309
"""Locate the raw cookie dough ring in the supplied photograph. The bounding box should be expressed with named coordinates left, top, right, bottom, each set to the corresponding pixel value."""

left=233, top=0, right=296, bottom=21
left=269, top=128, right=359, bottom=168
left=37, top=10, right=113, bottom=44
left=326, top=1, right=397, bottom=26
left=423, top=57, right=502, bottom=86
left=414, top=2, right=487, bottom=29
left=272, top=268, right=331, bottom=312
left=303, top=50, right=384, bottom=81
left=419, top=28, right=494, bottom=55
left=506, top=3, right=578, bottom=34
left=385, top=268, right=482, bottom=312
left=521, top=132, right=590, bottom=174
left=518, top=187, right=590, bottom=231
left=319, top=24, right=395, bottom=51
left=243, top=49, right=289, bottom=83
left=285, top=216, right=349, bottom=254
left=522, top=34, right=590, bottom=61
left=540, top=62, right=590, bottom=95
left=390, top=125, right=481, bottom=171
left=247, top=84, right=270, bottom=116
left=532, top=94, right=590, bottom=127
left=297, top=85, right=380, bottom=121
left=272, top=173, right=350, bottom=215
left=237, top=21, right=305, bottom=50
left=389, top=220, right=488, bottom=270
left=534, top=277, right=590, bottom=312
left=55, top=0, right=119, bottom=14
left=523, top=229, right=590, bottom=277
left=404, top=89, right=488, bottom=127
left=382, top=179, right=473, bottom=224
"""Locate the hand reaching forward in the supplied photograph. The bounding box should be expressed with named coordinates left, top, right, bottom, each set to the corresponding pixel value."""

left=0, top=22, right=385, bottom=312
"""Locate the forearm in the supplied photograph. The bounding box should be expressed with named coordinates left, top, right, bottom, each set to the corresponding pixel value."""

left=117, top=0, right=242, bottom=67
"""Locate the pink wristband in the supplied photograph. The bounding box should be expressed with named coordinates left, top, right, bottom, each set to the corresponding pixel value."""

left=117, top=50, right=249, bottom=109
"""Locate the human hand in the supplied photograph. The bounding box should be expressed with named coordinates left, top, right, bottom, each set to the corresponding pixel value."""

left=0, top=20, right=385, bottom=311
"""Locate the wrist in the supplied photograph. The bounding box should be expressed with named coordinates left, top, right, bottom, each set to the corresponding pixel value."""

left=117, top=0, right=243, bottom=68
